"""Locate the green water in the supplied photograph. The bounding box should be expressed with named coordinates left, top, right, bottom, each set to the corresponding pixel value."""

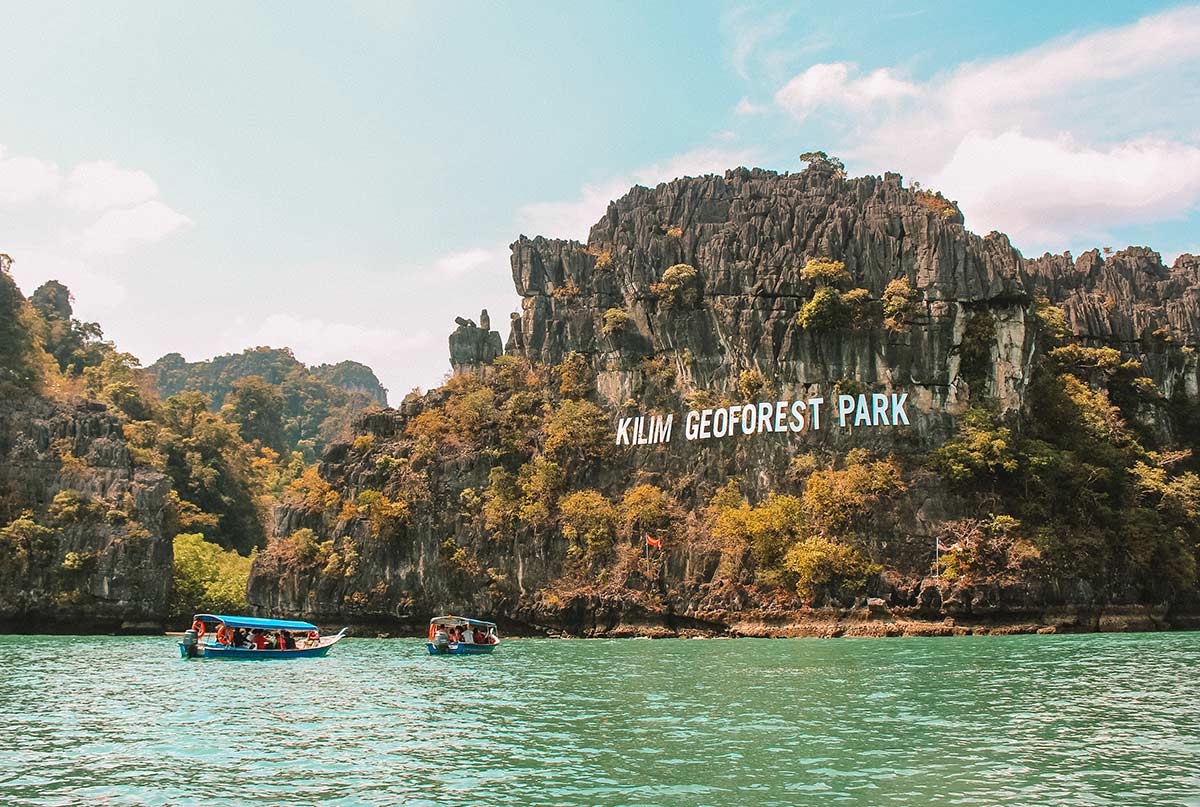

left=1, top=633, right=1198, bottom=806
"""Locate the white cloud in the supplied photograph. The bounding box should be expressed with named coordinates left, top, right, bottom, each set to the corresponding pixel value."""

left=734, top=96, right=767, bottom=116
left=722, top=6, right=793, bottom=80
left=80, top=200, right=192, bottom=256
left=0, top=145, right=60, bottom=203
left=63, top=160, right=159, bottom=211
left=769, top=6, right=1200, bottom=252
left=518, top=146, right=758, bottom=241
left=434, top=246, right=505, bottom=277
left=931, top=132, right=1200, bottom=246
left=774, top=63, right=918, bottom=122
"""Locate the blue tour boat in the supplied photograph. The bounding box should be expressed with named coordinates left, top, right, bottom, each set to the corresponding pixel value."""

left=426, top=615, right=500, bottom=655
left=178, top=614, right=348, bottom=659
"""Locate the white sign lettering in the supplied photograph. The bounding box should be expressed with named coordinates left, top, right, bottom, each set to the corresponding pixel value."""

left=616, top=393, right=909, bottom=446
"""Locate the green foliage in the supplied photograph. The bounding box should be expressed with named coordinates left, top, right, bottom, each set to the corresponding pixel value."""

left=799, top=151, right=846, bottom=177
left=796, top=286, right=850, bottom=330
left=543, top=399, right=610, bottom=468
left=221, top=375, right=286, bottom=452
left=517, top=457, right=565, bottom=531
left=1033, top=297, right=1071, bottom=343
left=483, top=467, right=522, bottom=533
left=745, top=494, right=806, bottom=571
left=556, top=352, right=594, bottom=399
left=882, top=278, right=922, bottom=332
left=934, top=409, right=1021, bottom=483
left=0, top=511, right=57, bottom=572
left=0, top=255, right=44, bottom=391
left=799, top=258, right=849, bottom=286
left=147, top=347, right=385, bottom=461
left=30, top=280, right=110, bottom=376
left=601, top=307, right=631, bottom=336
left=356, top=489, right=410, bottom=538
left=650, top=263, right=700, bottom=308
left=559, top=489, right=618, bottom=560
left=737, top=369, right=768, bottom=400
left=48, top=490, right=104, bottom=525
left=619, top=484, right=677, bottom=538
left=784, top=536, right=877, bottom=603
left=800, top=456, right=906, bottom=541
left=959, top=309, right=996, bottom=396
left=704, top=481, right=753, bottom=577
left=170, top=533, right=252, bottom=618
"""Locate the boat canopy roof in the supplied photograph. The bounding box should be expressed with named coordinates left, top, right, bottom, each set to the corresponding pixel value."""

left=429, top=615, right=496, bottom=629
left=194, top=614, right=318, bottom=631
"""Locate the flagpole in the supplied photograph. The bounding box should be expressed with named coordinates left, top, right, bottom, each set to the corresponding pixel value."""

left=934, top=536, right=940, bottom=578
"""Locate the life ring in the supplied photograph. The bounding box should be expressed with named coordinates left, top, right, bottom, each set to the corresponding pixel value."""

left=191, top=619, right=205, bottom=638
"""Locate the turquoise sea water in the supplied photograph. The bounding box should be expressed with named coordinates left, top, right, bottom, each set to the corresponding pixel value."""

left=1, top=632, right=1198, bottom=806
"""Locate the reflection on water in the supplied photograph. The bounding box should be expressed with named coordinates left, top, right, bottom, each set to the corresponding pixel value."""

left=1, top=632, right=1198, bottom=806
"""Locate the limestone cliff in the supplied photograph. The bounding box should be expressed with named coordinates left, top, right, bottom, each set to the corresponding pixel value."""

left=247, top=166, right=1200, bottom=636
left=0, top=395, right=173, bottom=631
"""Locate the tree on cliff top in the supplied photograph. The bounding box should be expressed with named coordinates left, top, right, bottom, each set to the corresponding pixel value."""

left=799, top=151, right=846, bottom=177
left=0, top=255, right=49, bottom=391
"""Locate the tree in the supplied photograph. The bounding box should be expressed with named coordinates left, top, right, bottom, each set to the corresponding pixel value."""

left=170, top=533, right=252, bottom=618
left=559, top=489, right=618, bottom=560
left=0, top=255, right=43, bottom=390
left=222, top=375, right=286, bottom=452
left=799, top=151, right=846, bottom=177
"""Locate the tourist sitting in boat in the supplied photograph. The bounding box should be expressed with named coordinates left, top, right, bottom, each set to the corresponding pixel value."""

left=473, top=626, right=486, bottom=643
left=179, top=614, right=349, bottom=659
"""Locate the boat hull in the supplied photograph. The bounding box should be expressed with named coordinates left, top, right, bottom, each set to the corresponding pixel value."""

left=179, top=643, right=335, bottom=659
left=426, top=641, right=497, bottom=655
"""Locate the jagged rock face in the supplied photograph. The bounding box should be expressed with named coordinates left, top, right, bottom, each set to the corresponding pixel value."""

left=507, top=169, right=1036, bottom=442
left=248, top=168, right=1200, bottom=633
left=1025, top=248, right=1200, bottom=400
left=0, top=396, right=172, bottom=630
left=449, top=309, right=503, bottom=378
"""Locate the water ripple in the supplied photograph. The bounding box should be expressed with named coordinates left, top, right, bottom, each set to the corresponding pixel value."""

left=1, top=632, right=1198, bottom=805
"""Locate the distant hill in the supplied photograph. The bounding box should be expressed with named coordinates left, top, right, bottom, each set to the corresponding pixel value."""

left=147, top=348, right=387, bottom=460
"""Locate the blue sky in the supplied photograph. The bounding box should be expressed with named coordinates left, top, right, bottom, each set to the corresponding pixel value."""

left=2, top=1, right=1198, bottom=398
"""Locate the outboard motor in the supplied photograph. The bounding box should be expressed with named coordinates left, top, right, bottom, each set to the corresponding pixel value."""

left=181, top=628, right=199, bottom=658
left=433, top=629, right=450, bottom=654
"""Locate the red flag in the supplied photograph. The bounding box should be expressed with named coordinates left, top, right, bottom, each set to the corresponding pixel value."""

left=645, top=535, right=662, bottom=549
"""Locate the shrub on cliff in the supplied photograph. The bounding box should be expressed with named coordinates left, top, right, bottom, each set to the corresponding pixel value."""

left=283, top=465, right=341, bottom=517
left=959, top=309, right=996, bottom=397
left=619, top=484, right=678, bottom=540
left=601, top=308, right=631, bottom=336
left=783, top=536, right=877, bottom=604
left=559, top=489, right=618, bottom=561
left=556, top=352, right=594, bottom=399
left=796, top=286, right=850, bottom=330
left=356, top=490, right=410, bottom=538
left=170, top=532, right=252, bottom=619
left=517, top=457, right=565, bottom=531
left=543, top=399, right=610, bottom=468
left=703, top=480, right=753, bottom=578
left=0, top=511, right=57, bottom=573
left=882, top=278, right=922, bottom=332
left=934, top=408, right=1021, bottom=484
left=737, top=369, right=768, bottom=399
left=799, top=258, right=849, bottom=286
left=650, top=263, right=700, bottom=308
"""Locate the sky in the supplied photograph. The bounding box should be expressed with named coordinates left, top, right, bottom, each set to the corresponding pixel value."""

left=1, top=1, right=1198, bottom=400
